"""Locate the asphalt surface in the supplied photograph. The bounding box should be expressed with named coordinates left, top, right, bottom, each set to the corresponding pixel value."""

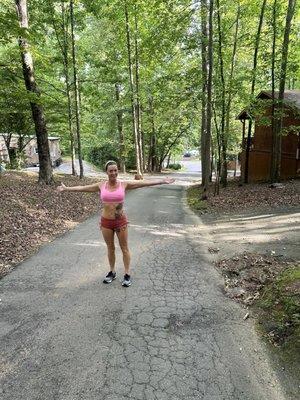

left=0, top=182, right=289, bottom=400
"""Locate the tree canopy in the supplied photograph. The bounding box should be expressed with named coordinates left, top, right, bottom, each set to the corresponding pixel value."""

left=0, top=0, right=299, bottom=181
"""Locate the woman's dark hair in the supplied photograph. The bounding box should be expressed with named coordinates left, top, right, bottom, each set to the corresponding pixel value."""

left=105, top=160, right=118, bottom=171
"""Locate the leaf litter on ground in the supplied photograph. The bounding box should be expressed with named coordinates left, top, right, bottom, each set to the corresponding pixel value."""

left=215, top=252, right=300, bottom=348
left=0, top=171, right=100, bottom=278
left=188, top=178, right=300, bottom=215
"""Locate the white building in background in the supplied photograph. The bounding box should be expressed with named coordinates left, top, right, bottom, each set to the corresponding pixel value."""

left=0, top=134, right=61, bottom=167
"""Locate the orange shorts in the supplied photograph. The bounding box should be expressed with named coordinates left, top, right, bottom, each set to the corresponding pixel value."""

left=100, top=215, right=128, bottom=232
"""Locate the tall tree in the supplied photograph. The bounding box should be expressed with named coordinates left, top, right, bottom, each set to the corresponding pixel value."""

left=115, top=83, right=126, bottom=172
left=200, top=0, right=208, bottom=191
left=133, top=4, right=144, bottom=172
left=201, top=0, right=213, bottom=199
left=70, top=0, right=83, bottom=178
left=224, top=3, right=240, bottom=170
left=270, top=0, right=297, bottom=182
left=52, top=1, right=77, bottom=175
left=270, top=0, right=278, bottom=183
left=216, top=0, right=227, bottom=187
left=15, top=0, right=53, bottom=184
left=147, top=95, right=158, bottom=172
left=244, top=0, right=267, bottom=183
left=124, top=0, right=142, bottom=177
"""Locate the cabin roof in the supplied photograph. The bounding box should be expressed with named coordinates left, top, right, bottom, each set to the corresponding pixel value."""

left=237, top=90, right=300, bottom=120
left=0, top=133, right=60, bottom=141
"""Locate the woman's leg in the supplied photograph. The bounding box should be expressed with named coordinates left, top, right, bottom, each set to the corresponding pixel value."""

left=101, top=227, right=116, bottom=271
left=116, top=226, right=131, bottom=275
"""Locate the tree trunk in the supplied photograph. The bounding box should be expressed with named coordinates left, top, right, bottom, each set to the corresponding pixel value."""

left=159, top=128, right=188, bottom=173
left=62, top=2, right=76, bottom=176
left=270, top=0, right=296, bottom=182
left=2, top=133, right=12, bottom=166
left=224, top=3, right=240, bottom=166
left=134, top=5, right=144, bottom=173
left=70, top=0, right=83, bottom=178
left=200, top=0, right=208, bottom=193
left=124, top=0, right=142, bottom=177
left=202, top=0, right=213, bottom=199
left=148, top=96, right=157, bottom=172
left=212, top=98, right=221, bottom=195
left=216, top=0, right=227, bottom=187
left=15, top=0, right=53, bottom=184
left=244, top=0, right=267, bottom=183
left=53, top=1, right=76, bottom=175
left=115, top=83, right=126, bottom=173
left=270, top=0, right=278, bottom=182
left=166, top=153, right=171, bottom=168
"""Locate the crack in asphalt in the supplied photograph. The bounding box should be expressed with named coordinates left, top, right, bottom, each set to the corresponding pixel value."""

left=0, top=184, right=291, bottom=399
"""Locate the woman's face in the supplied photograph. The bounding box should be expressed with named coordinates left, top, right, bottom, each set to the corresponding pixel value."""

left=107, top=164, right=118, bottom=180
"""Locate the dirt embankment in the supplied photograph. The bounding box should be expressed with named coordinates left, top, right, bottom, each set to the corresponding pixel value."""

left=187, top=179, right=300, bottom=392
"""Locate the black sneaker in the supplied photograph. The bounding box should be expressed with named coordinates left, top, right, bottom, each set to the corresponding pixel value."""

left=122, top=274, right=132, bottom=287
left=103, top=271, right=116, bottom=284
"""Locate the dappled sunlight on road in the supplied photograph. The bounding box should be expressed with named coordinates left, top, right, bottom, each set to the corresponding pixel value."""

left=55, top=241, right=105, bottom=248
left=151, top=230, right=185, bottom=237
left=130, top=222, right=189, bottom=238
left=203, top=209, right=300, bottom=259
left=226, top=213, right=276, bottom=221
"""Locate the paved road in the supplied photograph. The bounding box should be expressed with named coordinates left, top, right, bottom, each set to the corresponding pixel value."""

left=25, top=158, right=240, bottom=180
left=55, top=160, right=100, bottom=177
left=24, top=160, right=100, bottom=177
left=0, top=183, right=288, bottom=399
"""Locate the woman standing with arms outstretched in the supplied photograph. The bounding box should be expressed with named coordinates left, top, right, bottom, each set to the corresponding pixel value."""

left=57, top=160, right=174, bottom=287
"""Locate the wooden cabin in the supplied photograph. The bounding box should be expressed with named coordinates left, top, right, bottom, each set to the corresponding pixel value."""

left=237, top=90, right=300, bottom=182
left=0, top=134, right=61, bottom=167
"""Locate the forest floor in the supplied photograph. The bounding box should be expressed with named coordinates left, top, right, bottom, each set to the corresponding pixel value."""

left=0, top=171, right=100, bottom=278
left=187, top=179, right=300, bottom=386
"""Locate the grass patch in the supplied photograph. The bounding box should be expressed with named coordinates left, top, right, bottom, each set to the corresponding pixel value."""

left=186, top=185, right=208, bottom=212
left=256, top=265, right=300, bottom=383
left=256, top=265, right=300, bottom=349
left=216, top=253, right=300, bottom=385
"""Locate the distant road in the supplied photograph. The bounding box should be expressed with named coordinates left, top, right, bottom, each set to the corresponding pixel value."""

left=55, top=159, right=100, bottom=177
left=24, top=160, right=102, bottom=178
left=24, top=158, right=239, bottom=180
left=180, top=158, right=240, bottom=177
left=180, top=158, right=201, bottom=173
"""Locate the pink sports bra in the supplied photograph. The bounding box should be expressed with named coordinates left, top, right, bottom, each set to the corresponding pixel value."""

left=100, top=181, right=125, bottom=204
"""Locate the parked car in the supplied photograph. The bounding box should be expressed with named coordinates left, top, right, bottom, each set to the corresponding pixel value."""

left=190, top=149, right=199, bottom=157
left=183, top=149, right=199, bottom=157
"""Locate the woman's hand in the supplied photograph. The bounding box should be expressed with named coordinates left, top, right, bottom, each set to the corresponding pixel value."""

left=162, top=177, right=175, bottom=184
left=56, top=182, right=67, bottom=193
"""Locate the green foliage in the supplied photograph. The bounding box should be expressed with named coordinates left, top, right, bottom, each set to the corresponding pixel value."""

left=186, top=185, right=208, bottom=212
left=0, top=0, right=299, bottom=174
left=168, top=163, right=182, bottom=170
left=86, top=143, right=119, bottom=171
left=257, top=265, right=300, bottom=347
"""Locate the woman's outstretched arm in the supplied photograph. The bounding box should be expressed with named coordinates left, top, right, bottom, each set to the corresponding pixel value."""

left=125, top=177, right=175, bottom=190
left=56, top=182, right=101, bottom=193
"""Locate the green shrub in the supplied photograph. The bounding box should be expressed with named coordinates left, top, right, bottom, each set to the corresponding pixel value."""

left=257, top=266, right=300, bottom=347
left=86, top=143, right=119, bottom=170
left=168, top=163, right=182, bottom=170
left=86, top=143, right=139, bottom=171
